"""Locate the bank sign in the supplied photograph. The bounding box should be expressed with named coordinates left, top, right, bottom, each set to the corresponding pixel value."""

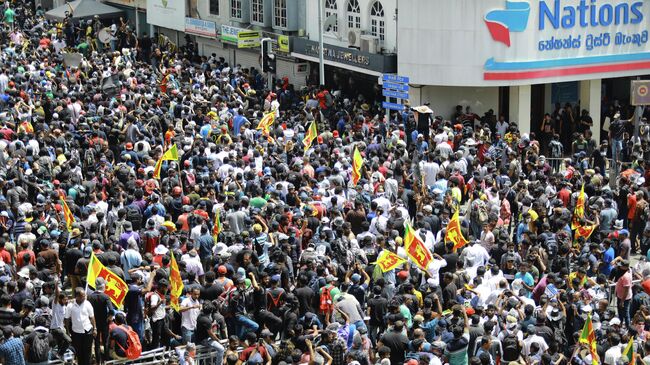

left=484, top=0, right=650, bottom=81
left=398, top=0, right=650, bottom=87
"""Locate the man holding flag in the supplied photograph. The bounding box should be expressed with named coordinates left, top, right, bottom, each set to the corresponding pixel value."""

left=303, top=120, right=318, bottom=153
left=153, top=144, right=179, bottom=179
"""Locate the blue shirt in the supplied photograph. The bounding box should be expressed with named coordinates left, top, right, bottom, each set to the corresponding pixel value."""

left=0, top=337, right=25, bottom=365
left=232, top=115, right=248, bottom=136
left=603, top=247, right=615, bottom=275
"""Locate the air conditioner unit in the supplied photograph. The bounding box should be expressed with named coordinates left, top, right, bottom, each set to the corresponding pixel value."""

left=360, top=34, right=379, bottom=53
left=347, top=29, right=362, bottom=48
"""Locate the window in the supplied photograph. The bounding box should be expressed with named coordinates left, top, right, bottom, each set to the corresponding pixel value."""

left=251, top=0, right=263, bottom=23
left=325, top=0, right=338, bottom=33
left=346, top=0, right=360, bottom=30
left=209, top=0, right=219, bottom=15
left=231, top=0, right=242, bottom=19
left=274, top=0, right=287, bottom=28
left=370, top=0, right=385, bottom=41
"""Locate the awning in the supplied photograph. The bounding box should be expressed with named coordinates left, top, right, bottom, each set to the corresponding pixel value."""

left=46, top=0, right=125, bottom=21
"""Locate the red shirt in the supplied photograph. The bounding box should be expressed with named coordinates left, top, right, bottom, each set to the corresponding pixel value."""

left=16, top=249, right=35, bottom=268
left=558, top=188, right=571, bottom=207
left=628, top=193, right=638, bottom=220
left=239, top=345, right=268, bottom=362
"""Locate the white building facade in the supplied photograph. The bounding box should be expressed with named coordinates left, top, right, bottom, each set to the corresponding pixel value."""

left=398, top=0, right=650, bottom=145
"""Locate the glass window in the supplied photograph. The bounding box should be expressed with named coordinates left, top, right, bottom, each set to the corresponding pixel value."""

left=231, top=0, right=242, bottom=19
left=251, top=0, right=263, bottom=23
left=346, top=0, right=360, bottom=30
left=325, top=0, right=338, bottom=33
left=209, top=0, right=219, bottom=15
left=274, top=0, right=287, bottom=28
left=370, top=1, right=384, bottom=41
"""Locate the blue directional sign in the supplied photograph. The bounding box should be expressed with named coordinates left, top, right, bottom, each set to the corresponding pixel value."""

left=383, top=81, right=409, bottom=92
left=382, top=89, right=409, bottom=99
left=382, top=74, right=410, bottom=84
left=383, top=101, right=405, bottom=111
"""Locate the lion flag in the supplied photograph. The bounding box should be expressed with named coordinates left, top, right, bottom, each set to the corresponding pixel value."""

left=59, top=193, right=75, bottom=232
left=446, top=209, right=468, bottom=251
left=169, top=251, right=184, bottom=312
left=351, top=146, right=363, bottom=186
left=376, top=250, right=406, bottom=272
left=403, top=221, right=433, bottom=270
left=571, top=184, right=585, bottom=230
left=87, top=253, right=128, bottom=308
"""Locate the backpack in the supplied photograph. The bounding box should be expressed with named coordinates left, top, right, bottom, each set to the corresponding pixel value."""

left=266, top=288, right=285, bottom=315
left=28, top=331, right=50, bottom=363
left=217, top=288, right=237, bottom=317
left=324, top=91, right=334, bottom=109
left=319, top=285, right=335, bottom=315
left=474, top=200, right=489, bottom=224
left=144, top=291, right=157, bottom=318
left=126, top=204, right=143, bottom=231
left=502, top=331, right=521, bottom=362
left=544, top=234, right=558, bottom=257
left=116, top=325, right=142, bottom=360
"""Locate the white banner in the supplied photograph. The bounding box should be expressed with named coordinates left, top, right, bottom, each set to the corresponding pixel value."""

left=147, top=0, right=186, bottom=32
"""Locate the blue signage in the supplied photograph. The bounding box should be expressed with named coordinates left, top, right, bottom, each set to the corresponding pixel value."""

left=382, top=81, right=409, bottom=91
left=382, top=74, right=409, bottom=84
left=383, top=101, right=406, bottom=111
left=383, top=89, right=409, bottom=99
left=539, top=0, right=643, bottom=30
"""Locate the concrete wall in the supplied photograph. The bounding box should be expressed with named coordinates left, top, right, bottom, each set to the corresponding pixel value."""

left=411, top=85, right=500, bottom=120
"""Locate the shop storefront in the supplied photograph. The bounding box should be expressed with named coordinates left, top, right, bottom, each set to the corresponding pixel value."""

left=398, top=0, right=650, bottom=145
left=291, top=37, right=397, bottom=99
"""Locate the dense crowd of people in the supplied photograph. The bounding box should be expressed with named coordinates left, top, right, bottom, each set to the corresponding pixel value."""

left=3, top=2, right=650, bottom=365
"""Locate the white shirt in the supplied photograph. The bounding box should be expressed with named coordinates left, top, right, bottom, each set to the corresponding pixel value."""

left=423, top=258, right=447, bottom=287
left=65, top=300, right=94, bottom=333
left=181, top=297, right=201, bottom=330
left=150, top=291, right=166, bottom=322
left=604, top=345, right=622, bottom=365
left=522, top=334, right=548, bottom=356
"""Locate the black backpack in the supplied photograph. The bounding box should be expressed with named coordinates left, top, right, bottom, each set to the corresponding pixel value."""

left=29, top=332, right=50, bottom=363
left=502, top=331, right=520, bottom=362
left=126, top=204, right=143, bottom=231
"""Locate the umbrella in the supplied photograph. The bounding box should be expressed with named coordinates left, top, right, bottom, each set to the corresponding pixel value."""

left=412, top=105, right=433, bottom=114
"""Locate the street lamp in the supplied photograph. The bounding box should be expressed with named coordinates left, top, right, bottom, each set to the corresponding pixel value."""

left=316, top=0, right=338, bottom=86
left=317, top=0, right=325, bottom=86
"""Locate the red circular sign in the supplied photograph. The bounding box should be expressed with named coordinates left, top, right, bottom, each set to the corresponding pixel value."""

left=639, top=85, right=649, bottom=97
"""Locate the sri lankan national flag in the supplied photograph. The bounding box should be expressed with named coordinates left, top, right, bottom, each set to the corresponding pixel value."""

left=571, top=184, right=585, bottom=230
left=574, top=223, right=596, bottom=242
left=212, top=209, right=222, bottom=241
left=87, top=252, right=128, bottom=308
left=404, top=221, right=433, bottom=270
left=153, top=144, right=179, bottom=179
left=256, top=112, right=275, bottom=135
left=376, top=250, right=406, bottom=272
left=59, top=193, right=75, bottom=232
left=446, top=209, right=468, bottom=251
left=169, top=251, right=184, bottom=312
left=579, top=313, right=599, bottom=365
left=624, top=337, right=636, bottom=365
left=351, top=146, right=363, bottom=186
left=303, top=121, right=318, bottom=153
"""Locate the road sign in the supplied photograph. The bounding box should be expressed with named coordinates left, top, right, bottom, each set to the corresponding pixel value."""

left=383, top=89, right=409, bottom=99
left=383, top=101, right=405, bottom=111
left=632, top=80, right=650, bottom=106
left=382, top=74, right=409, bottom=84
left=382, top=81, right=409, bottom=92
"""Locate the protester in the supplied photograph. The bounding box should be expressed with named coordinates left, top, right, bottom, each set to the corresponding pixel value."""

left=2, top=3, right=650, bottom=365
